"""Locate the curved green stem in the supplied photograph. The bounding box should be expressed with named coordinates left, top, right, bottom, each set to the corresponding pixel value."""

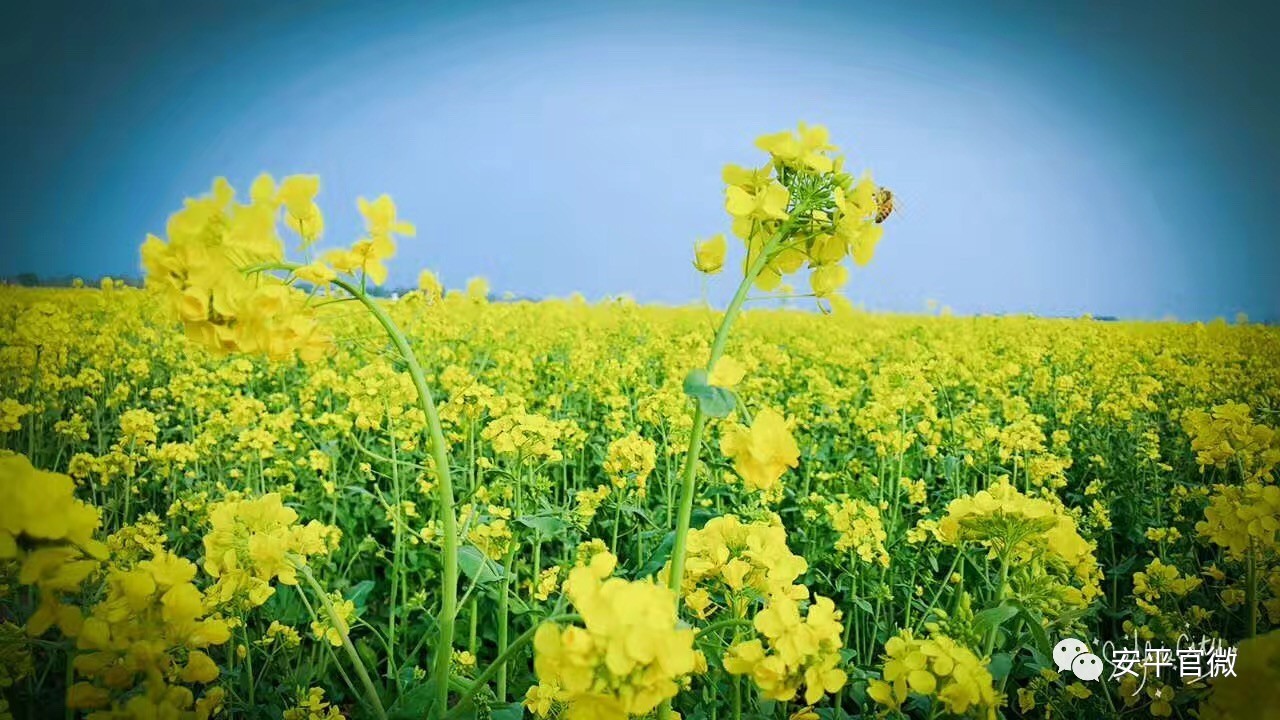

left=659, top=217, right=801, bottom=720
left=444, top=614, right=583, bottom=719
left=299, top=563, right=388, bottom=720
left=295, top=583, right=364, bottom=710
left=255, top=261, right=460, bottom=717
left=329, top=276, right=461, bottom=717
left=666, top=221, right=794, bottom=598
left=694, top=617, right=755, bottom=638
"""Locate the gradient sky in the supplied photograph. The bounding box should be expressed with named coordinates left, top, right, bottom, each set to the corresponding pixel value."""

left=2, top=0, right=1277, bottom=320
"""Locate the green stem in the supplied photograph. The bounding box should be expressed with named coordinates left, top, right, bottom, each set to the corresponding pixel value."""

left=661, top=218, right=801, bottom=720
left=64, top=646, right=74, bottom=720
left=983, top=555, right=1010, bottom=659
left=468, top=596, right=478, bottom=656
left=444, top=614, right=583, bottom=719
left=496, top=549, right=516, bottom=702
left=667, top=403, right=708, bottom=595
left=389, top=429, right=403, bottom=686
left=870, top=564, right=887, bottom=660
left=611, top=493, right=624, bottom=555
left=912, top=553, right=963, bottom=634
left=532, top=539, right=542, bottom=591
left=666, top=232, right=780, bottom=596
left=732, top=676, right=742, bottom=720
left=299, top=563, right=387, bottom=720
left=694, top=617, right=755, bottom=638
left=330, top=276, right=461, bottom=717
left=241, top=623, right=256, bottom=708
left=1246, top=544, right=1258, bottom=638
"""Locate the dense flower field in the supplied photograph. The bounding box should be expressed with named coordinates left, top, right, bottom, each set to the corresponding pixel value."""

left=2, top=126, right=1279, bottom=720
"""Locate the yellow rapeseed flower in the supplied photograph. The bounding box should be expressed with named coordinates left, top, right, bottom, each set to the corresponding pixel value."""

left=531, top=551, right=700, bottom=719
left=720, top=408, right=801, bottom=494
left=693, top=234, right=727, bottom=274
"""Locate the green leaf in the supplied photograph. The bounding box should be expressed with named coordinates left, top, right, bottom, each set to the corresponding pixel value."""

left=506, top=591, right=532, bottom=615
left=516, top=515, right=567, bottom=538
left=396, top=663, right=420, bottom=689
left=621, top=504, right=652, bottom=520
left=683, top=368, right=709, bottom=390
left=346, top=580, right=376, bottom=609
left=637, top=531, right=676, bottom=578
left=691, top=507, right=719, bottom=528
left=988, top=652, right=1014, bottom=682
left=356, top=638, right=379, bottom=678
left=1106, top=555, right=1139, bottom=578
left=387, top=682, right=436, bottom=720
left=458, top=545, right=505, bottom=585
left=263, top=585, right=310, bottom=624
left=1015, top=606, right=1053, bottom=658
left=973, top=604, right=1019, bottom=635
left=492, top=702, right=524, bottom=720
left=682, top=369, right=736, bottom=418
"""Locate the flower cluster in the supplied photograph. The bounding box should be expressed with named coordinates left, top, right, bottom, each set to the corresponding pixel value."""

left=0, top=622, right=33, bottom=719
left=140, top=176, right=331, bottom=362
left=723, top=593, right=846, bottom=705
left=416, top=269, right=443, bottom=303
left=462, top=503, right=514, bottom=561
left=320, top=194, right=416, bottom=287
left=867, top=631, right=1002, bottom=719
left=825, top=496, right=890, bottom=567
left=202, top=493, right=340, bottom=607
left=1133, top=558, right=1201, bottom=604
left=528, top=551, right=700, bottom=720
left=283, top=687, right=347, bottom=720
left=68, top=550, right=230, bottom=718
left=1197, top=481, right=1280, bottom=560
left=672, top=515, right=809, bottom=610
left=603, top=432, right=657, bottom=495
left=0, top=398, right=33, bottom=433
left=481, top=412, right=566, bottom=462
left=1183, top=403, right=1280, bottom=482
left=933, top=478, right=1102, bottom=607
left=714, top=123, right=888, bottom=297
left=2, top=454, right=107, bottom=637
left=311, top=592, right=357, bottom=647
left=573, top=486, right=612, bottom=528
left=118, top=408, right=160, bottom=446
left=533, top=565, right=562, bottom=602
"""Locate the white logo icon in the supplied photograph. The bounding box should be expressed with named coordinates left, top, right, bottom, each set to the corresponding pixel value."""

left=1054, top=638, right=1102, bottom=681
left=1071, top=652, right=1104, bottom=681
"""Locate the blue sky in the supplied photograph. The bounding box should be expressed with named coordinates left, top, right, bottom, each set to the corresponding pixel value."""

left=2, top=0, right=1277, bottom=319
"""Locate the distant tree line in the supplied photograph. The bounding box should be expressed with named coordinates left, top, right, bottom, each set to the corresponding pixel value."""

left=3, top=274, right=406, bottom=298
left=3, top=273, right=141, bottom=288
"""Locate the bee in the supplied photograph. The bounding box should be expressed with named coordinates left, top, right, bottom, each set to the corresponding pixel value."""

left=874, top=187, right=895, bottom=224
